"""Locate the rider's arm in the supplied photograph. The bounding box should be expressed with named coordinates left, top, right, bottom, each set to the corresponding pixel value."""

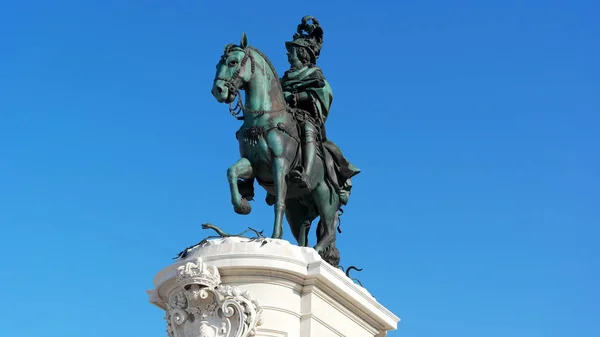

left=284, top=91, right=312, bottom=107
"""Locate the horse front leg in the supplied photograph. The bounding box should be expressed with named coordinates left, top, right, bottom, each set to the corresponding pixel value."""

left=226, top=158, right=254, bottom=215
left=271, top=156, right=288, bottom=239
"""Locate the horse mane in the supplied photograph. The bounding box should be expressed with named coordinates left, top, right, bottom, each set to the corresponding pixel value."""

left=224, top=43, right=281, bottom=88
left=247, top=46, right=280, bottom=80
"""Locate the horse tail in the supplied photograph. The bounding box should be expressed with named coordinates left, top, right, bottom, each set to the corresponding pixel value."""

left=336, top=208, right=344, bottom=233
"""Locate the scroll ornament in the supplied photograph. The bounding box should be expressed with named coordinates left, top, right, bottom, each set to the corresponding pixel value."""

left=164, top=258, right=263, bottom=337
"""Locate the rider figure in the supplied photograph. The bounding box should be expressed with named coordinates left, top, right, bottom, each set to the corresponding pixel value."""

left=282, top=16, right=330, bottom=189
left=265, top=16, right=360, bottom=207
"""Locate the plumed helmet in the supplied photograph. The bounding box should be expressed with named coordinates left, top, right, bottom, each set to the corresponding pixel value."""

left=285, top=16, right=324, bottom=64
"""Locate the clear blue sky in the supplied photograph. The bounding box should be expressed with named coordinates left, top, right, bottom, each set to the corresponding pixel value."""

left=1, top=1, right=598, bottom=336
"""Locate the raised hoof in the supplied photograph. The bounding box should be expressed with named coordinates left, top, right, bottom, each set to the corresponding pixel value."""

left=233, top=198, right=251, bottom=215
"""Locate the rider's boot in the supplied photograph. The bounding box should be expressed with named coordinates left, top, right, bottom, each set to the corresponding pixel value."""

left=290, top=123, right=316, bottom=190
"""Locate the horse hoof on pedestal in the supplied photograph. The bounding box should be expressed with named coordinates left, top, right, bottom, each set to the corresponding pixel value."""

left=234, top=198, right=252, bottom=215
left=313, top=245, right=340, bottom=267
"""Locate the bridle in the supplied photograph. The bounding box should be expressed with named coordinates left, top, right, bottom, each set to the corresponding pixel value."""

left=214, top=45, right=286, bottom=120
left=214, top=46, right=256, bottom=120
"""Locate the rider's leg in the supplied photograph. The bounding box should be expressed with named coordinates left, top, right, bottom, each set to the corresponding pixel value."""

left=302, top=122, right=317, bottom=177
left=291, top=122, right=316, bottom=189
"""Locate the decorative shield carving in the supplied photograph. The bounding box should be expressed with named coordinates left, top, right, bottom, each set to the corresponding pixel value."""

left=164, top=258, right=262, bottom=337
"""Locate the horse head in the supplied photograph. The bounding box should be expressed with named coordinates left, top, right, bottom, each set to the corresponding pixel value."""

left=211, top=33, right=253, bottom=104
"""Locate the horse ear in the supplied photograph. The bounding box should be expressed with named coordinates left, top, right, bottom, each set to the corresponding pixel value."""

left=240, top=32, right=248, bottom=48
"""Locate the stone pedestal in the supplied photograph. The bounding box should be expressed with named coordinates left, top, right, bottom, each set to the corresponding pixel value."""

left=148, top=238, right=400, bottom=337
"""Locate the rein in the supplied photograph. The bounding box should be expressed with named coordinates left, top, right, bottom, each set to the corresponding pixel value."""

left=214, top=46, right=286, bottom=120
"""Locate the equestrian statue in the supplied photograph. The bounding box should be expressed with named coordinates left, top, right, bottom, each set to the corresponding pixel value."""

left=210, top=16, right=360, bottom=267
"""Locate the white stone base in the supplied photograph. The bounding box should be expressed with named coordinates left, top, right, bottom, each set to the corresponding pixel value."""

left=148, top=238, right=399, bottom=337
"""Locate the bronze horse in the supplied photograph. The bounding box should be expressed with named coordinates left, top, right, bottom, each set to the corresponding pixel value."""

left=211, top=34, right=355, bottom=265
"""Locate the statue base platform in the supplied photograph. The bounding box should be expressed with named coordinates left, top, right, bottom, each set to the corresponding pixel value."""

left=147, top=237, right=400, bottom=337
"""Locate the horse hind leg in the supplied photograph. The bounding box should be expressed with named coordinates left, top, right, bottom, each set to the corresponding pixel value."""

left=226, top=158, right=254, bottom=215
left=312, top=182, right=341, bottom=264
left=320, top=235, right=340, bottom=267
left=285, top=198, right=316, bottom=247
left=314, top=218, right=341, bottom=267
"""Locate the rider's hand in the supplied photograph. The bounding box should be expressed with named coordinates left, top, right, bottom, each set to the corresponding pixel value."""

left=290, top=93, right=298, bottom=107
left=284, top=91, right=298, bottom=107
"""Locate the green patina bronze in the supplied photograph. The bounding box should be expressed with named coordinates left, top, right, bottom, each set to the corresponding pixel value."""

left=211, top=16, right=360, bottom=266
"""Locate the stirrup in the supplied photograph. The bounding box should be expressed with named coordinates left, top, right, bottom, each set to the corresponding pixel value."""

left=297, top=174, right=312, bottom=189
left=290, top=169, right=311, bottom=189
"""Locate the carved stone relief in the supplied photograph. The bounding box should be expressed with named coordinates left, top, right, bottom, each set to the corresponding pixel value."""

left=164, top=258, right=263, bottom=337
